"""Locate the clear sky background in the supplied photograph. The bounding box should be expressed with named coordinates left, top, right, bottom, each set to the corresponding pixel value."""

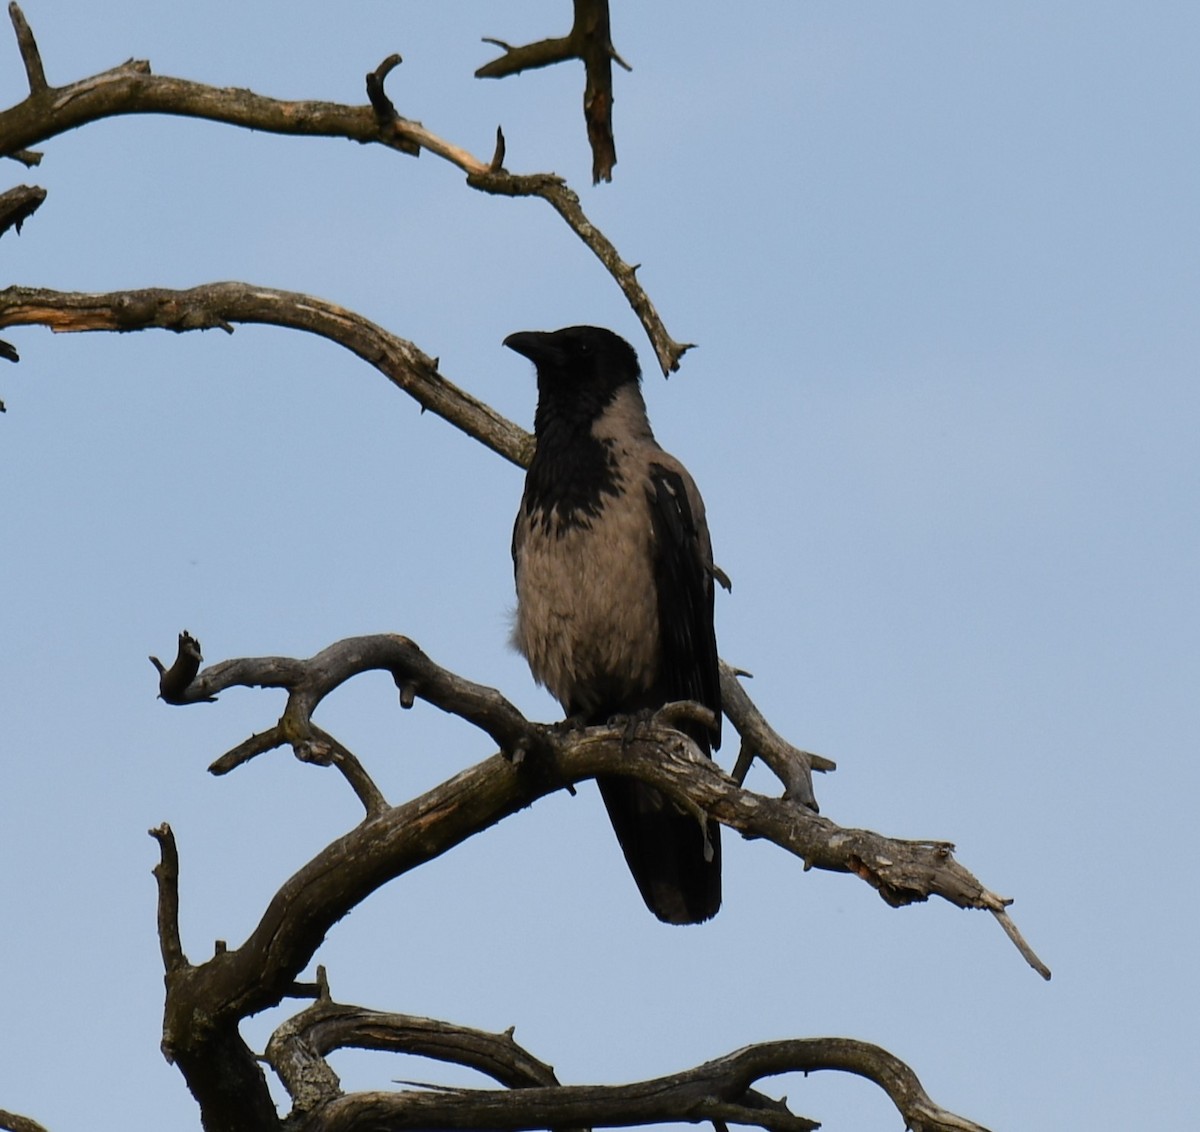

left=3, top=3, right=1197, bottom=1129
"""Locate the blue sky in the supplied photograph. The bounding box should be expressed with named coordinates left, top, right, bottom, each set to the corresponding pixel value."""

left=2, top=3, right=1198, bottom=1129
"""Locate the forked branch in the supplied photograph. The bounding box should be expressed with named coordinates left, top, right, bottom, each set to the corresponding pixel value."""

left=147, top=630, right=1050, bottom=979
left=477, top=0, right=630, bottom=184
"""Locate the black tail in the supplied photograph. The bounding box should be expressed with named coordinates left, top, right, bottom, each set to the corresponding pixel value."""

left=597, top=775, right=721, bottom=924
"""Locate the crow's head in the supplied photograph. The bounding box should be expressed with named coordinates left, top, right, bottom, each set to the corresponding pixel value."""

left=504, top=326, right=641, bottom=407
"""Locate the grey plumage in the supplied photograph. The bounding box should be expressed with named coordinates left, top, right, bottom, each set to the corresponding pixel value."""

left=505, top=325, right=722, bottom=924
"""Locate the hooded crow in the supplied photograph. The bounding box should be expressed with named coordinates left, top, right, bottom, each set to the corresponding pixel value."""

left=505, top=325, right=722, bottom=924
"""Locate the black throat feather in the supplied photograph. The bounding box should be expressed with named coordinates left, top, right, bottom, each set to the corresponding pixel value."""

left=524, top=387, right=624, bottom=534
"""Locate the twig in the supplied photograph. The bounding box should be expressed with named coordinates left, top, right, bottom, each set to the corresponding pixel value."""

left=364, top=53, right=418, bottom=156
left=209, top=725, right=287, bottom=775
left=992, top=906, right=1052, bottom=981
left=289, top=723, right=389, bottom=817
left=148, top=823, right=187, bottom=974
left=720, top=660, right=833, bottom=808
left=7, top=2, right=47, bottom=95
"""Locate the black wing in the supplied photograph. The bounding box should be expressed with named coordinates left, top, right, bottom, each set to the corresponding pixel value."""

left=646, top=462, right=721, bottom=751
left=592, top=459, right=724, bottom=923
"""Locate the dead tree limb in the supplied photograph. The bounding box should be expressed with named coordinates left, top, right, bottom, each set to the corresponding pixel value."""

left=0, top=275, right=680, bottom=474
left=6, top=0, right=45, bottom=95
left=477, top=0, right=630, bottom=184
left=146, top=630, right=1050, bottom=979
left=148, top=823, right=185, bottom=975
left=297, top=1036, right=991, bottom=1132
left=0, top=4, right=688, bottom=372
left=269, top=990, right=990, bottom=1132
left=264, top=984, right=991, bottom=1131
left=0, top=284, right=531, bottom=466
left=464, top=168, right=692, bottom=371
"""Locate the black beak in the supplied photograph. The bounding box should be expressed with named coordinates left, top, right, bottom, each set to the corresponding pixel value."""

left=503, top=330, right=561, bottom=367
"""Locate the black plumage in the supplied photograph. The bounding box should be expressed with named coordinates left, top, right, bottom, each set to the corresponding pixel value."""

left=505, top=325, right=722, bottom=924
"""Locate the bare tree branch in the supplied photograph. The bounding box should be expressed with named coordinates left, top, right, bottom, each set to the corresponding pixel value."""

left=224, top=947, right=996, bottom=1132
left=278, top=1034, right=992, bottom=1132
left=477, top=0, right=631, bottom=184
left=464, top=170, right=692, bottom=371
left=147, top=631, right=1050, bottom=978
left=0, top=279, right=687, bottom=469
left=992, top=905, right=1053, bottom=981
left=0, top=284, right=532, bottom=466
left=0, top=6, right=689, bottom=373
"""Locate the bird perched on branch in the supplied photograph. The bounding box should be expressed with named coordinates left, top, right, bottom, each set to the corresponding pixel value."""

left=505, top=325, right=723, bottom=924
